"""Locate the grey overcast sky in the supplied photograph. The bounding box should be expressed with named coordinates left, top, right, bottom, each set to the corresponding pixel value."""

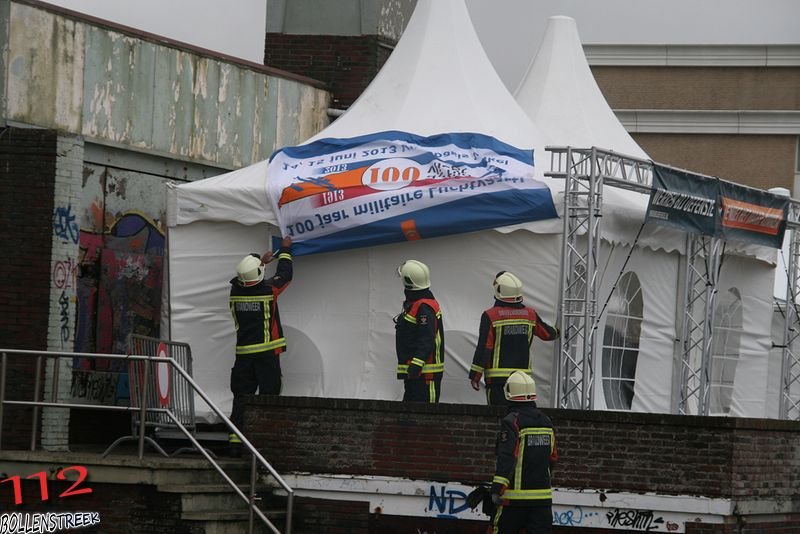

left=41, top=0, right=800, bottom=89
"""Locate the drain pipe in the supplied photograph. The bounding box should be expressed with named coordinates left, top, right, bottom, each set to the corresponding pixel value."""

left=327, top=108, right=346, bottom=119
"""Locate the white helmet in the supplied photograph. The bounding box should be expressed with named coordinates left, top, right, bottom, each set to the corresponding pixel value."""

left=494, top=271, right=523, bottom=302
left=504, top=371, right=537, bottom=402
left=236, top=254, right=265, bottom=286
left=398, top=260, right=430, bottom=290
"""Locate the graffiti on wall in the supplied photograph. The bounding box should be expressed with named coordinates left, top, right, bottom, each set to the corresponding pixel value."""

left=71, top=166, right=169, bottom=406
left=552, top=506, right=600, bottom=527
left=427, top=485, right=469, bottom=518
left=53, top=204, right=79, bottom=351
left=606, top=508, right=667, bottom=531
left=53, top=203, right=80, bottom=244
left=419, top=484, right=686, bottom=532
left=69, top=370, right=121, bottom=405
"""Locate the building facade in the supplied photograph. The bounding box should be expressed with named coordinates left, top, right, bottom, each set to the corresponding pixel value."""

left=0, top=0, right=330, bottom=450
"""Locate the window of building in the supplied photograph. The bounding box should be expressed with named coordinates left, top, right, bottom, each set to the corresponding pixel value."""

left=796, top=137, right=800, bottom=173
left=794, top=137, right=800, bottom=196
left=601, top=272, right=643, bottom=410
left=710, top=288, right=743, bottom=415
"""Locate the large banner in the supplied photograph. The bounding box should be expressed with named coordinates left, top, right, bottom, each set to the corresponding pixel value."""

left=646, top=165, right=718, bottom=236
left=267, top=131, right=557, bottom=255
left=719, top=181, right=788, bottom=249
left=646, top=164, right=788, bottom=248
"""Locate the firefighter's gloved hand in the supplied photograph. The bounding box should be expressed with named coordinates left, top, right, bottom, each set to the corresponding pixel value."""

left=407, top=363, right=422, bottom=379
left=470, top=375, right=481, bottom=391
left=489, top=482, right=505, bottom=503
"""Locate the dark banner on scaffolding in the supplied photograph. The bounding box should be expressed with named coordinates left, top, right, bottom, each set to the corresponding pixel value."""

left=645, top=164, right=718, bottom=236
left=718, top=181, right=788, bottom=248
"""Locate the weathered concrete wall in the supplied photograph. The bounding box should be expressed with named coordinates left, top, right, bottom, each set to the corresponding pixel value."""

left=4, top=0, right=330, bottom=169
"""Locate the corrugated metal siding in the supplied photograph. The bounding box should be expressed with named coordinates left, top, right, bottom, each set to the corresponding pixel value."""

left=5, top=1, right=330, bottom=169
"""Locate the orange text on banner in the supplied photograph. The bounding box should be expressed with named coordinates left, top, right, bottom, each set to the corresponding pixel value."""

left=720, top=197, right=783, bottom=235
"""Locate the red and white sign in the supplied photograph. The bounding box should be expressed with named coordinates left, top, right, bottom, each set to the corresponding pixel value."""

left=156, top=342, right=171, bottom=407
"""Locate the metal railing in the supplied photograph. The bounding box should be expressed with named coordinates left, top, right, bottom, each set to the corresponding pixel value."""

left=0, top=347, right=294, bottom=534
left=103, top=335, right=198, bottom=458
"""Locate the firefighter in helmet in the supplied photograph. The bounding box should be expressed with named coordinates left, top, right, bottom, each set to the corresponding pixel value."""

left=469, top=271, right=559, bottom=406
left=227, top=236, right=293, bottom=456
left=394, top=259, right=445, bottom=402
left=490, top=371, right=557, bottom=533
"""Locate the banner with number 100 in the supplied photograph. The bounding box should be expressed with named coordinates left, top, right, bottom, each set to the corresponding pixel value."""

left=266, top=130, right=558, bottom=256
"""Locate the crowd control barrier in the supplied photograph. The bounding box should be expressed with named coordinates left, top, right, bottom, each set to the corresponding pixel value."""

left=102, top=334, right=199, bottom=457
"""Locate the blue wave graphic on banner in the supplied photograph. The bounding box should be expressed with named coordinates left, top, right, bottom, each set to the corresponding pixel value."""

left=291, top=188, right=557, bottom=256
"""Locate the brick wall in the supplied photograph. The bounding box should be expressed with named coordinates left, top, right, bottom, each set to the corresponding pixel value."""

left=547, top=409, right=800, bottom=500
left=245, top=396, right=800, bottom=531
left=246, top=396, right=504, bottom=482
left=42, top=134, right=84, bottom=451
left=246, top=397, right=800, bottom=497
left=265, top=33, right=388, bottom=109
left=592, top=66, right=800, bottom=111
left=632, top=133, right=796, bottom=191
left=0, top=127, right=58, bottom=450
left=590, top=65, right=800, bottom=192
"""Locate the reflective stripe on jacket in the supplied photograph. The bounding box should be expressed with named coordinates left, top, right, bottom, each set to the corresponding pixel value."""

left=229, top=246, right=292, bottom=355
left=395, top=295, right=445, bottom=380
left=492, top=404, right=557, bottom=506
left=469, top=301, right=558, bottom=384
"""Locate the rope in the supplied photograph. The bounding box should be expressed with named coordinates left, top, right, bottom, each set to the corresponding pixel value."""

left=591, top=221, right=647, bottom=333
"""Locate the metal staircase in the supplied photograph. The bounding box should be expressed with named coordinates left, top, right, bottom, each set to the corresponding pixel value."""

left=0, top=345, right=294, bottom=533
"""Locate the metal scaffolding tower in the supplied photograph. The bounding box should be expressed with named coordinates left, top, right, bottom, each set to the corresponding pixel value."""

left=677, top=235, right=723, bottom=415
left=547, top=147, right=652, bottom=410
left=780, top=201, right=800, bottom=420
left=545, top=146, right=774, bottom=417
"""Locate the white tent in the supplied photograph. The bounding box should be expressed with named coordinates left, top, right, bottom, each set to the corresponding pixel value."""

left=167, top=3, right=778, bottom=420
left=168, top=0, right=561, bottom=419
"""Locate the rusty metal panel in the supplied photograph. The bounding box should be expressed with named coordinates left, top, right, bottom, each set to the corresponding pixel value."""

left=7, top=3, right=84, bottom=130
left=273, top=79, right=331, bottom=151
left=154, top=48, right=195, bottom=158
left=215, top=62, right=241, bottom=165
left=82, top=26, right=157, bottom=147
left=258, top=77, right=282, bottom=161
left=298, top=84, right=332, bottom=144
left=126, top=42, right=157, bottom=147
left=234, top=69, right=258, bottom=167
left=275, top=77, right=303, bottom=151
left=190, top=56, right=220, bottom=163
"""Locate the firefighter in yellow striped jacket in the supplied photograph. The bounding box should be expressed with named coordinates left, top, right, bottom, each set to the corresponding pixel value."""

left=469, top=271, right=559, bottom=406
left=395, top=260, right=445, bottom=403
left=227, top=236, right=293, bottom=455
left=490, top=371, right=557, bottom=533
